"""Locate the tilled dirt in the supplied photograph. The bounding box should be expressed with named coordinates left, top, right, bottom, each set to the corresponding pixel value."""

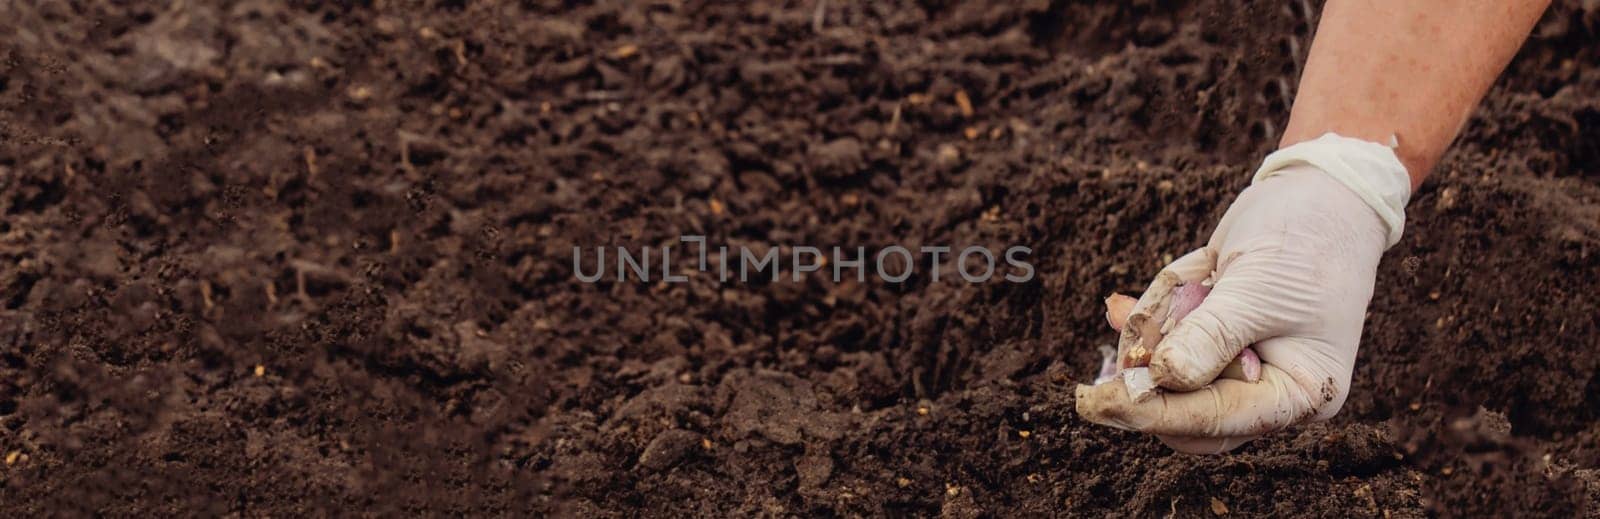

left=2, top=0, right=1599, bottom=516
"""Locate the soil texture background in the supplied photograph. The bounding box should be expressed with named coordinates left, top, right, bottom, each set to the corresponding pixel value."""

left=3, top=0, right=1600, bottom=516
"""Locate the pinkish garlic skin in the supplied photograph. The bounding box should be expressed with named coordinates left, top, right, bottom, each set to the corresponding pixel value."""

left=1168, top=282, right=1211, bottom=323
left=1236, top=347, right=1261, bottom=382
left=1100, top=281, right=1262, bottom=389
left=1167, top=281, right=1261, bottom=384
left=1104, top=294, right=1137, bottom=333
left=1095, top=345, right=1118, bottom=384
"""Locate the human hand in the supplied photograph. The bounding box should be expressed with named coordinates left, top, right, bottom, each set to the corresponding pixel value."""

left=1076, top=133, right=1411, bottom=454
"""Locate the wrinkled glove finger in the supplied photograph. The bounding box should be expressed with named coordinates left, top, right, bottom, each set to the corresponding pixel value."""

left=1075, top=360, right=1320, bottom=438
left=1148, top=249, right=1304, bottom=391
left=1116, top=247, right=1215, bottom=370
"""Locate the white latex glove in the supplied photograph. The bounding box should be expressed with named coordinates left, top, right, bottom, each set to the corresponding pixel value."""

left=1076, top=133, right=1412, bottom=454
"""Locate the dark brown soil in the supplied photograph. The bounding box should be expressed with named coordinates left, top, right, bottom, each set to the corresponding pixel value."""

left=2, top=0, right=1598, bottom=516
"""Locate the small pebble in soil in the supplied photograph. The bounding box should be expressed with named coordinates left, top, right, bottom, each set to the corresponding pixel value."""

left=1210, top=497, right=1229, bottom=515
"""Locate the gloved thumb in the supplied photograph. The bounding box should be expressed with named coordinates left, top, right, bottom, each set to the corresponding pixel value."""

left=1148, top=252, right=1289, bottom=391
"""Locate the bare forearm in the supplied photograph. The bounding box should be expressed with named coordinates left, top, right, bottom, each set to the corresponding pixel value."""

left=1282, top=0, right=1549, bottom=188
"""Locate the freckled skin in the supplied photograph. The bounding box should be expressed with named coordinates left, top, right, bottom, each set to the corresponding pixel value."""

left=1282, top=0, right=1550, bottom=186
